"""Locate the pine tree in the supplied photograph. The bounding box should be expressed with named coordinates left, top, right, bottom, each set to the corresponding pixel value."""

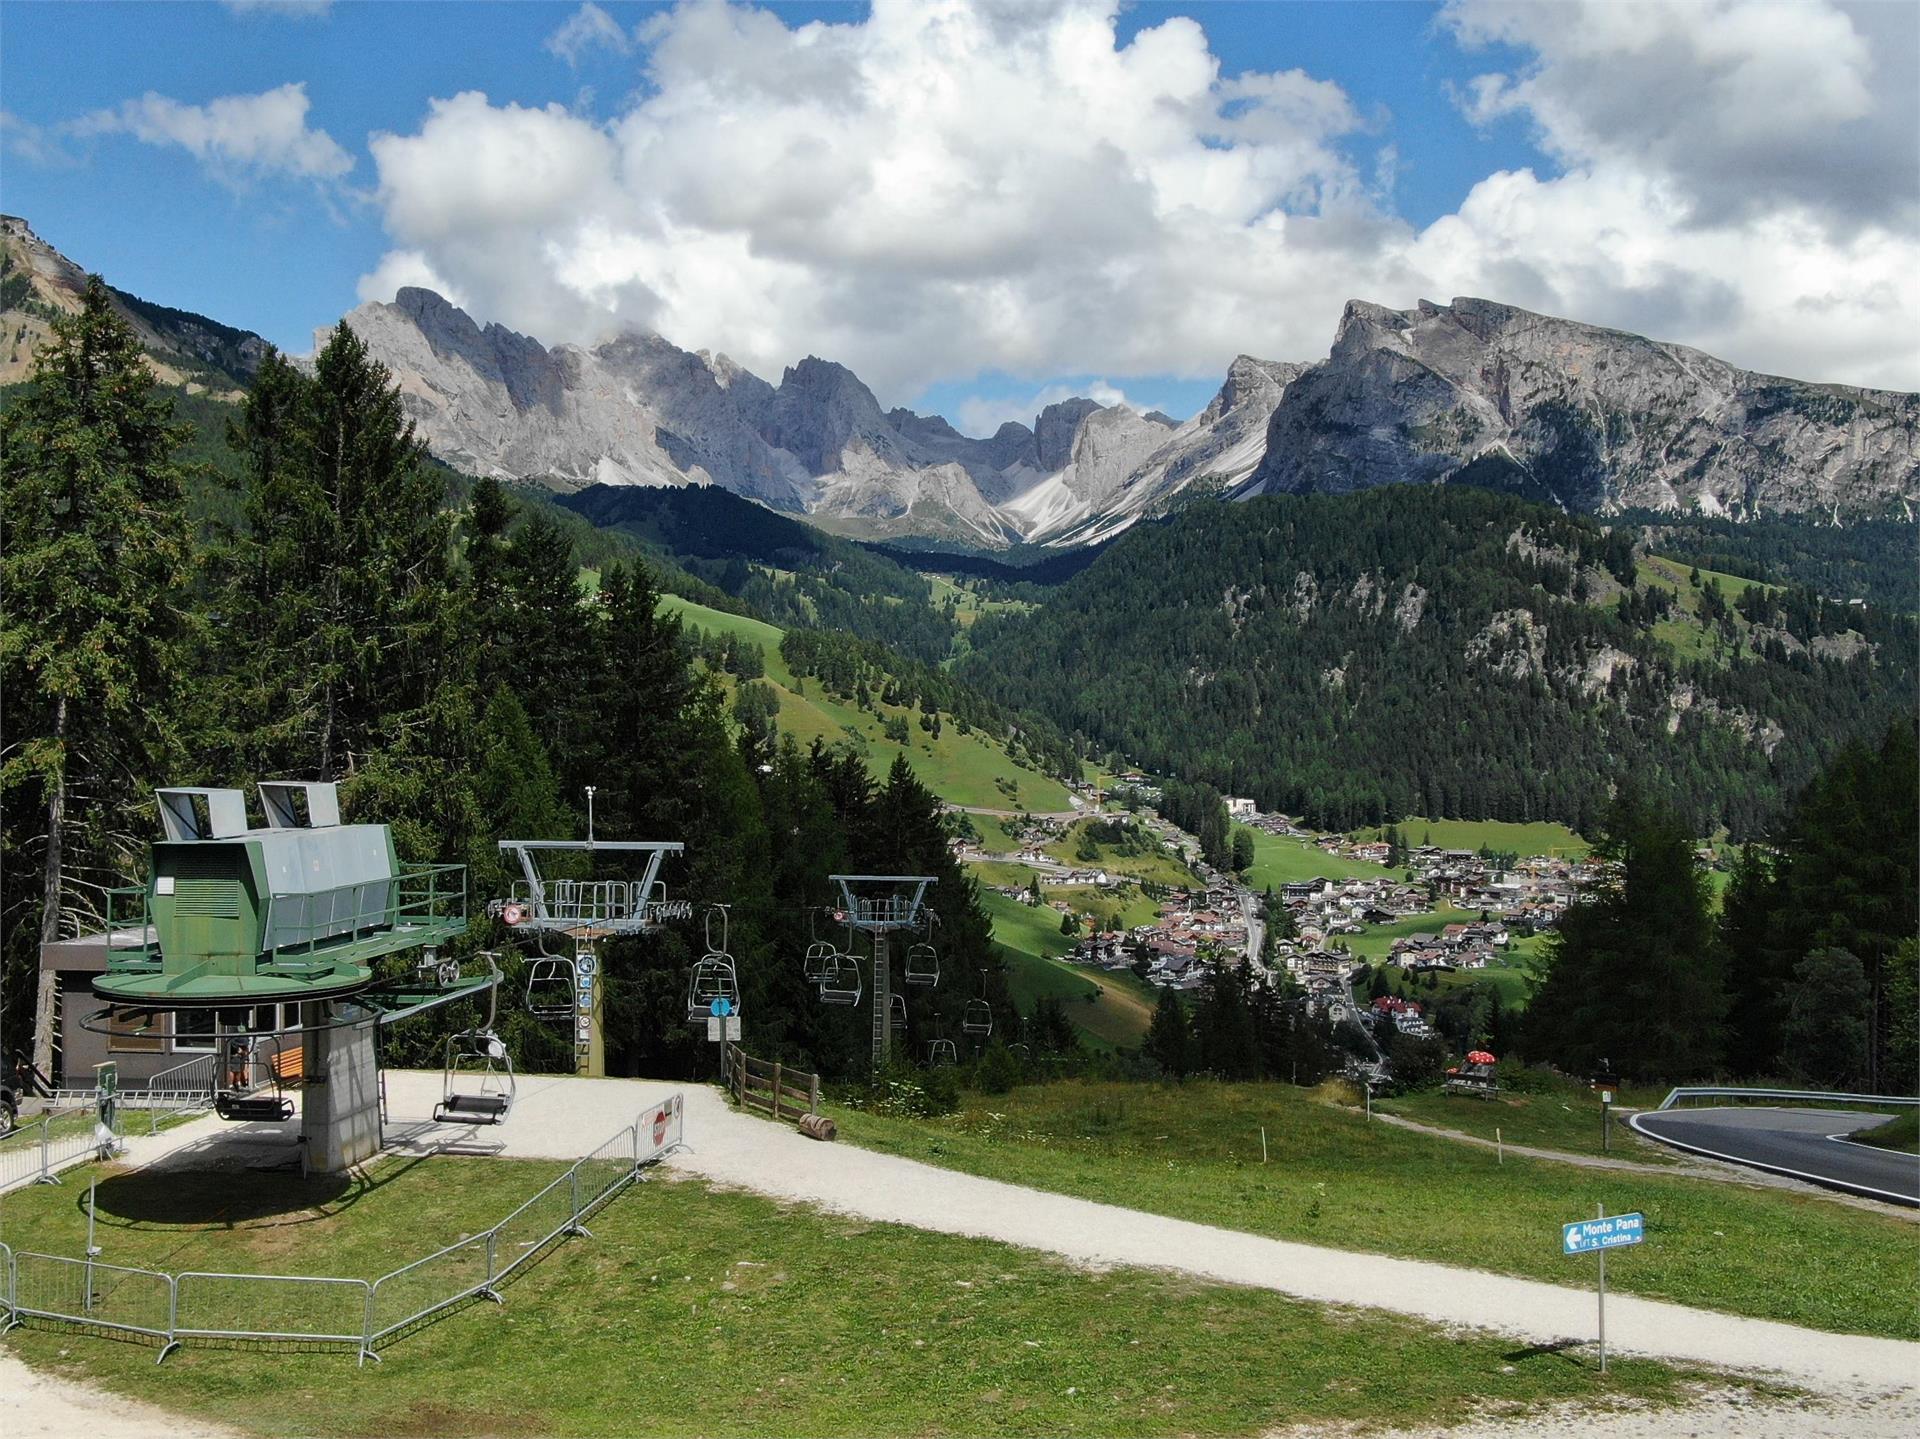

left=1780, top=948, right=1870, bottom=1091
left=1145, top=987, right=1192, bottom=1078
left=2, top=277, right=195, bottom=1063
left=1525, top=788, right=1723, bottom=1081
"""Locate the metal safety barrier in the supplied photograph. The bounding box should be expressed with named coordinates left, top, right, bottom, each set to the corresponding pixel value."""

left=1, top=1093, right=686, bottom=1365
left=1657, top=1086, right=1920, bottom=1111
left=0, top=1108, right=122, bottom=1192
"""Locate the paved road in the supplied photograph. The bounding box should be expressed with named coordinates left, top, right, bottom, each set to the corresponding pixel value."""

left=1629, top=1106, right=1919, bottom=1206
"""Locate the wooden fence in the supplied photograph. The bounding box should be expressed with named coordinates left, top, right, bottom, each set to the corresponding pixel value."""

left=720, top=1043, right=820, bottom=1122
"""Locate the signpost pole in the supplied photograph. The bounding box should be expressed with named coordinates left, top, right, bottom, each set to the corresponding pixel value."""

left=1595, top=1201, right=1607, bottom=1374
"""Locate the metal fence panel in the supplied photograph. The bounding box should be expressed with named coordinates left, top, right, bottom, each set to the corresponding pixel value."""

left=367, top=1233, right=493, bottom=1342
left=175, top=1271, right=369, bottom=1344
left=0, top=1240, right=13, bottom=1324
left=13, top=1252, right=174, bottom=1340
left=488, top=1173, right=578, bottom=1285
left=574, top=1125, right=638, bottom=1217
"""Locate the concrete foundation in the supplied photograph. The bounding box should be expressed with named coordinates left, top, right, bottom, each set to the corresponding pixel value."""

left=301, top=1002, right=382, bottom=1173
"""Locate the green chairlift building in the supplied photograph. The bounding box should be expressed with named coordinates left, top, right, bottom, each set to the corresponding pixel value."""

left=81, top=781, right=482, bottom=1172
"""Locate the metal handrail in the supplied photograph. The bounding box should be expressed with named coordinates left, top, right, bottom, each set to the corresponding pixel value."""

left=1656, top=1086, right=1920, bottom=1111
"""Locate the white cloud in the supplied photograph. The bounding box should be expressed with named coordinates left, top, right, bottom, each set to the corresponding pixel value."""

left=956, top=379, right=1137, bottom=438
left=356, top=249, right=465, bottom=310
left=546, top=3, right=632, bottom=66
left=1442, top=0, right=1915, bottom=231
left=1, top=110, right=76, bottom=167
left=358, top=0, right=1919, bottom=400
left=74, top=82, right=353, bottom=186
left=220, top=1, right=333, bottom=18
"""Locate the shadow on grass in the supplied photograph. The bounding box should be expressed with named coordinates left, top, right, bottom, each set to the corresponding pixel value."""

left=82, top=1150, right=439, bottom=1230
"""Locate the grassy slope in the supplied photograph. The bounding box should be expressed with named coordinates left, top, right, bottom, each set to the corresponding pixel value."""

left=1238, top=828, right=1393, bottom=889
left=1374, top=1081, right=1681, bottom=1164
left=1847, top=1110, right=1919, bottom=1154
left=833, top=1080, right=1918, bottom=1341
left=1042, top=818, right=1201, bottom=887
left=1351, top=817, right=1589, bottom=858
left=979, top=891, right=1154, bottom=1051
left=0, top=1153, right=1712, bottom=1435
left=1636, top=556, right=1783, bottom=666
left=659, top=595, right=1071, bottom=811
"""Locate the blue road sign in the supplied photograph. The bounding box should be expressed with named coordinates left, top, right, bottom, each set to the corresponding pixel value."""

left=1563, top=1212, right=1644, bottom=1255
left=709, top=997, right=733, bottom=1018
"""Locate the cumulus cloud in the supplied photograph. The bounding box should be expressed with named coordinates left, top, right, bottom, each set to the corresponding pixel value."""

left=74, top=82, right=353, bottom=186
left=1442, top=0, right=1916, bottom=231
left=358, top=0, right=1919, bottom=400
left=546, top=3, right=632, bottom=65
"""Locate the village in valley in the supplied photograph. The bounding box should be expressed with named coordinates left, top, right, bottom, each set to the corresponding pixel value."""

left=945, top=768, right=1627, bottom=1073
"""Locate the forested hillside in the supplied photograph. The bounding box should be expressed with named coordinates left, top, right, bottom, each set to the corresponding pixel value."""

left=0, top=283, right=1030, bottom=1080
left=958, top=489, right=1916, bottom=837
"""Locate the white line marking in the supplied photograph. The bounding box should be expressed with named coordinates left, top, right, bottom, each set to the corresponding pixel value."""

left=1626, top=1111, right=1918, bottom=1207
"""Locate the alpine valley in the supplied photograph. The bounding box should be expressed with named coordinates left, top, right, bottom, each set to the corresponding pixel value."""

left=3, top=212, right=1915, bottom=843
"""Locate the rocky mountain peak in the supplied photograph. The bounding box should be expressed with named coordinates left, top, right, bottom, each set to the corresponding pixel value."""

left=1035, top=398, right=1104, bottom=472
left=1257, top=295, right=1917, bottom=518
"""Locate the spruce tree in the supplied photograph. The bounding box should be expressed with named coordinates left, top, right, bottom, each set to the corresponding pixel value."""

left=1525, top=789, right=1723, bottom=1080
left=1145, top=987, right=1192, bottom=1078
left=1, top=277, right=195, bottom=1062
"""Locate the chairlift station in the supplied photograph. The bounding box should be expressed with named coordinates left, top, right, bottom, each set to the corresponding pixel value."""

left=78, top=781, right=485, bottom=1174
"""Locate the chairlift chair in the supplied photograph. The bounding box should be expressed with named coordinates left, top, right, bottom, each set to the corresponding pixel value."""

left=803, top=941, right=838, bottom=985
left=435, top=971, right=516, bottom=1123
left=214, top=1034, right=295, bottom=1122
left=888, top=992, right=908, bottom=1031
left=688, top=954, right=741, bottom=1021
left=435, top=1029, right=516, bottom=1124
left=961, top=998, right=993, bottom=1036
left=524, top=952, right=577, bottom=1021
left=817, top=951, right=863, bottom=1006
left=902, top=941, right=939, bottom=987
left=926, top=1037, right=958, bottom=1066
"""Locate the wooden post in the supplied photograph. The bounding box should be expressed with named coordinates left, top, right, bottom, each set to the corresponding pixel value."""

left=809, top=1072, right=821, bottom=1115
left=772, top=1062, right=783, bottom=1120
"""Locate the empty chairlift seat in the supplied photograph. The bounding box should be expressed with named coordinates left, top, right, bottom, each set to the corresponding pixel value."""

left=435, top=1030, right=515, bottom=1124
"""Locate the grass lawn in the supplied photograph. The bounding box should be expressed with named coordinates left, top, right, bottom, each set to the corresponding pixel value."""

left=1238, top=827, right=1392, bottom=889
left=967, top=816, right=1021, bottom=854
left=1352, top=817, right=1589, bottom=859
left=0, top=1153, right=1717, bottom=1438
left=1374, top=1081, right=1681, bottom=1165
left=1350, top=922, right=1544, bottom=1010
left=832, top=1080, right=1920, bottom=1341
left=660, top=596, right=1072, bottom=812
left=1848, top=1110, right=1919, bottom=1154
left=981, top=891, right=1153, bottom=1051
left=1043, top=819, right=1199, bottom=888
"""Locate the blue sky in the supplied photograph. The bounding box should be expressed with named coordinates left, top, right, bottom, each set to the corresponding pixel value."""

left=4, top=1, right=1913, bottom=424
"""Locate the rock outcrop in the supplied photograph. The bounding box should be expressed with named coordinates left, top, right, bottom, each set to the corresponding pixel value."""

left=1247, top=297, right=1918, bottom=520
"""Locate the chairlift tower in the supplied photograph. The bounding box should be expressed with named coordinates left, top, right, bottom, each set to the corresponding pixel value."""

left=830, top=875, right=935, bottom=1070
left=494, top=831, right=687, bottom=1078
